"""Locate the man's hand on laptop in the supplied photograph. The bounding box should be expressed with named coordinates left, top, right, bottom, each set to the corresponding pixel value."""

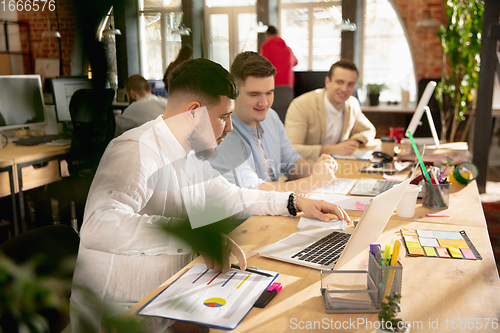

left=202, top=235, right=247, bottom=273
left=296, top=196, right=351, bottom=223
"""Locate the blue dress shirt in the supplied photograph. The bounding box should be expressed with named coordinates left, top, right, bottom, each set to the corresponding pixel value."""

left=211, top=109, right=302, bottom=188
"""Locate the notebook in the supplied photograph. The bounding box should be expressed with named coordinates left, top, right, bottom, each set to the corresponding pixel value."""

left=259, top=179, right=411, bottom=270
left=349, top=179, right=402, bottom=196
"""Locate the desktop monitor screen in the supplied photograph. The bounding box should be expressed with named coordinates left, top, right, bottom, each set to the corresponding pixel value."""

left=405, top=80, right=437, bottom=137
left=51, top=76, right=93, bottom=122
left=0, top=75, right=46, bottom=131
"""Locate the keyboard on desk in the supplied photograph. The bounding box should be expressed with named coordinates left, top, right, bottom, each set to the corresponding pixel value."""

left=290, top=231, right=351, bottom=266
left=15, top=134, right=68, bottom=146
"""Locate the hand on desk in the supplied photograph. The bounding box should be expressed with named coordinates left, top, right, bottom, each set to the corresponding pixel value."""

left=321, top=138, right=360, bottom=156
left=201, top=234, right=247, bottom=273
left=308, top=154, right=338, bottom=186
left=297, top=196, right=351, bottom=223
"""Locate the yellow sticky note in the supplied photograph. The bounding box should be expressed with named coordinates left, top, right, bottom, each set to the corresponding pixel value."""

left=424, top=247, right=437, bottom=257
left=438, top=239, right=468, bottom=248
left=405, top=241, right=421, bottom=248
left=408, top=246, right=425, bottom=255
left=448, top=246, right=464, bottom=259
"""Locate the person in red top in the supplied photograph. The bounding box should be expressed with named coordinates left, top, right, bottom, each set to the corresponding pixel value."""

left=260, top=26, right=298, bottom=87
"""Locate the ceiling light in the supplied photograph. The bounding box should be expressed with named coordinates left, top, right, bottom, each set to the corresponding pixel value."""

left=172, top=25, right=191, bottom=36
left=334, top=19, right=356, bottom=32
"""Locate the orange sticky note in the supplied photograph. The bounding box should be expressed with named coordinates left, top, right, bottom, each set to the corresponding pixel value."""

left=438, top=239, right=468, bottom=248
left=408, top=246, right=425, bottom=255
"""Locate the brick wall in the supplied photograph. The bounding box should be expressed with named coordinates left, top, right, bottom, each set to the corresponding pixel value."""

left=393, top=0, right=447, bottom=81
left=18, top=0, right=76, bottom=76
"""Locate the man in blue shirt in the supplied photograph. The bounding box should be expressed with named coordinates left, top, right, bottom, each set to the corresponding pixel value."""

left=211, top=51, right=337, bottom=193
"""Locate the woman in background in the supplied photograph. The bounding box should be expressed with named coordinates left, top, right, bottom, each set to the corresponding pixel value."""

left=162, top=45, right=193, bottom=91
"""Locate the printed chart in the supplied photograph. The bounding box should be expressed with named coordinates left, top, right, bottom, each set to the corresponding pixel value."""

left=138, top=263, right=278, bottom=329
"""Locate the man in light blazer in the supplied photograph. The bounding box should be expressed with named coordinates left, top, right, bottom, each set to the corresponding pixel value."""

left=284, top=59, right=375, bottom=161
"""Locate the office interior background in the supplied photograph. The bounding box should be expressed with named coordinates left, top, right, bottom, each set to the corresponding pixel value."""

left=0, top=0, right=499, bottom=267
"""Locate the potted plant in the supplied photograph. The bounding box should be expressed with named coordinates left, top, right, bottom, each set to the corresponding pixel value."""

left=376, top=294, right=410, bottom=333
left=367, top=83, right=387, bottom=106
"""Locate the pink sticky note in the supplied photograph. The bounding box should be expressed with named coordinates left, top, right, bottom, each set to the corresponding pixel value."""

left=426, top=213, right=451, bottom=217
left=354, top=201, right=367, bottom=211
left=383, top=174, right=401, bottom=181
left=460, top=248, right=476, bottom=260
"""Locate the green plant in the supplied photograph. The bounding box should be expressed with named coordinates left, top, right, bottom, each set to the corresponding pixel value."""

left=367, top=83, right=388, bottom=95
left=436, top=0, right=484, bottom=142
left=378, top=294, right=406, bottom=332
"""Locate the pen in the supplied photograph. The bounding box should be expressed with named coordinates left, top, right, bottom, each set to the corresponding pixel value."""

left=231, top=264, right=273, bottom=278
left=439, top=165, right=448, bottom=183
left=389, top=240, right=400, bottom=266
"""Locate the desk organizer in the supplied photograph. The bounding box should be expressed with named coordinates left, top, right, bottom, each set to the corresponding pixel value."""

left=320, top=253, right=402, bottom=313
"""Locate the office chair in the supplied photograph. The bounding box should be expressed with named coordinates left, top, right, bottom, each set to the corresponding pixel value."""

left=67, top=88, right=116, bottom=226
left=272, top=85, right=295, bottom=123
left=0, top=224, right=80, bottom=332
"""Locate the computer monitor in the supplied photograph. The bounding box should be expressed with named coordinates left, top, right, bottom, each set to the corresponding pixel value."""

left=405, top=80, right=440, bottom=147
left=0, top=75, right=47, bottom=131
left=51, top=76, right=93, bottom=122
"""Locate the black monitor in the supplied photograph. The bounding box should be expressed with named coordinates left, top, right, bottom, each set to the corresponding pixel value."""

left=294, top=71, right=328, bottom=98
left=0, top=75, right=46, bottom=130
left=51, top=76, right=93, bottom=122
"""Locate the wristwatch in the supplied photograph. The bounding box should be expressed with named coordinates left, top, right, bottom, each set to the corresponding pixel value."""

left=287, top=193, right=304, bottom=216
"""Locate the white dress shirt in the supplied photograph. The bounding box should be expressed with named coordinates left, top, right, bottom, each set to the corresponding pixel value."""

left=323, top=93, right=344, bottom=145
left=115, top=94, right=168, bottom=137
left=70, top=115, right=290, bottom=331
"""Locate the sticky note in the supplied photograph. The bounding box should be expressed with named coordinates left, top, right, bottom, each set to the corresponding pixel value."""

left=419, top=238, right=440, bottom=247
left=460, top=248, right=476, bottom=260
left=433, top=231, right=463, bottom=240
left=404, top=236, right=419, bottom=242
left=405, top=241, right=421, bottom=248
left=354, top=201, right=367, bottom=211
left=448, top=247, right=464, bottom=259
left=436, top=247, right=450, bottom=258
left=438, top=239, right=468, bottom=248
left=408, top=246, right=425, bottom=255
left=424, top=247, right=438, bottom=257
left=417, top=230, right=435, bottom=238
left=401, top=228, right=417, bottom=236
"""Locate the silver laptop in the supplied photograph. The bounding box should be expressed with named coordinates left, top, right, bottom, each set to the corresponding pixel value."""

left=259, top=179, right=410, bottom=270
left=349, top=178, right=402, bottom=196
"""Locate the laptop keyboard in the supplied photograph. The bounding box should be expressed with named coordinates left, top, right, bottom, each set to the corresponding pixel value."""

left=371, top=180, right=401, bottom=193
left=290, top=231, right=351, bottom=266
left=15, top=134, right=66, bottom=146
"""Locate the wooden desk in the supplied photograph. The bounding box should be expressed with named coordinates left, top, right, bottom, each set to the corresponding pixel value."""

left=129, top=158, right=500, bottom=332
left=0, top=143, right=70, bottom=235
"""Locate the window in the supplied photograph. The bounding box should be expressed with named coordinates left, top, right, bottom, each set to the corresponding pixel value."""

left=280, top=0, right=342, bottom=71
left=138, top=0, right=183, bottom=80
left=362, top=0, right=416, bottom=102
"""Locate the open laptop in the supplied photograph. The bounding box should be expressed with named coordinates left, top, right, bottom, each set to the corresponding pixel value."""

left=349, top=178, right=402, bottom=196
left=259, top=179, right=410, bottom=270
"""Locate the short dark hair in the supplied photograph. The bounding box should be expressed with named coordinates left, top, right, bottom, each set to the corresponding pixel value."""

left=125, top=74, right=151, bottom=95
left=328, top=59, right=359, bottom=79
left=266, top=26, right=278, bottom=35
left=168, top=58, right=239, bottom=107
left=230, top=51, right=276, bottom=84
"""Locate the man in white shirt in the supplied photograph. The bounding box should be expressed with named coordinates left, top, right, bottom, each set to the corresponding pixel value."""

left=70, top=59, right=350, bottom=332
left=115, top=74, right=168, bottom=137
left=285, top=59, right=376, bottom=161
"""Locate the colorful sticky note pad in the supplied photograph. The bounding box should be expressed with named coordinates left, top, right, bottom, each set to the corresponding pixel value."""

left=460, top=248, right=476, bottom=260
left=405, top=241, right=421, bottom=248
left=438, top=239, right=468, bottom=248
left=433, top=231, right=463, bottom=240
left=448, top=247, right=464, bottom=259
left=436, top=247, right=450, bottom=258
left=401, top=228, right=417, bottom=236
left=424, top=247, right=438, bottom=257
left=408, top=246, right=425, bottom=255
left=419, top=238, right=440, bottom=247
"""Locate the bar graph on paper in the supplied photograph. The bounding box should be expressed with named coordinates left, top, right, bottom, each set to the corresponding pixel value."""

left=137, top=263, right=278, bottom=330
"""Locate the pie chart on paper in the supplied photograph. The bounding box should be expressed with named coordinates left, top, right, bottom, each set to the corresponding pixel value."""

left=203, top=297, right=226, bottom=308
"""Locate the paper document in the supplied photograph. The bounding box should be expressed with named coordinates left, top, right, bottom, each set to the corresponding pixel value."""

left=309, top=193, right=372, bottom=211
left=297, top=217, right=347, bottom=230
left=333, top=147, right=379, bottom=161
left=137, top=263, right=278, bottom=330
left=313, top=178, right=358, bottom=195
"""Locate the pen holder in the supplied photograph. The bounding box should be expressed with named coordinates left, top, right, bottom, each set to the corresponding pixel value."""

left=368, top=252, right=403, bottom=306
left=320, top=253, right=403, bottom=313
left=422, top=182, right=450, bottom=209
